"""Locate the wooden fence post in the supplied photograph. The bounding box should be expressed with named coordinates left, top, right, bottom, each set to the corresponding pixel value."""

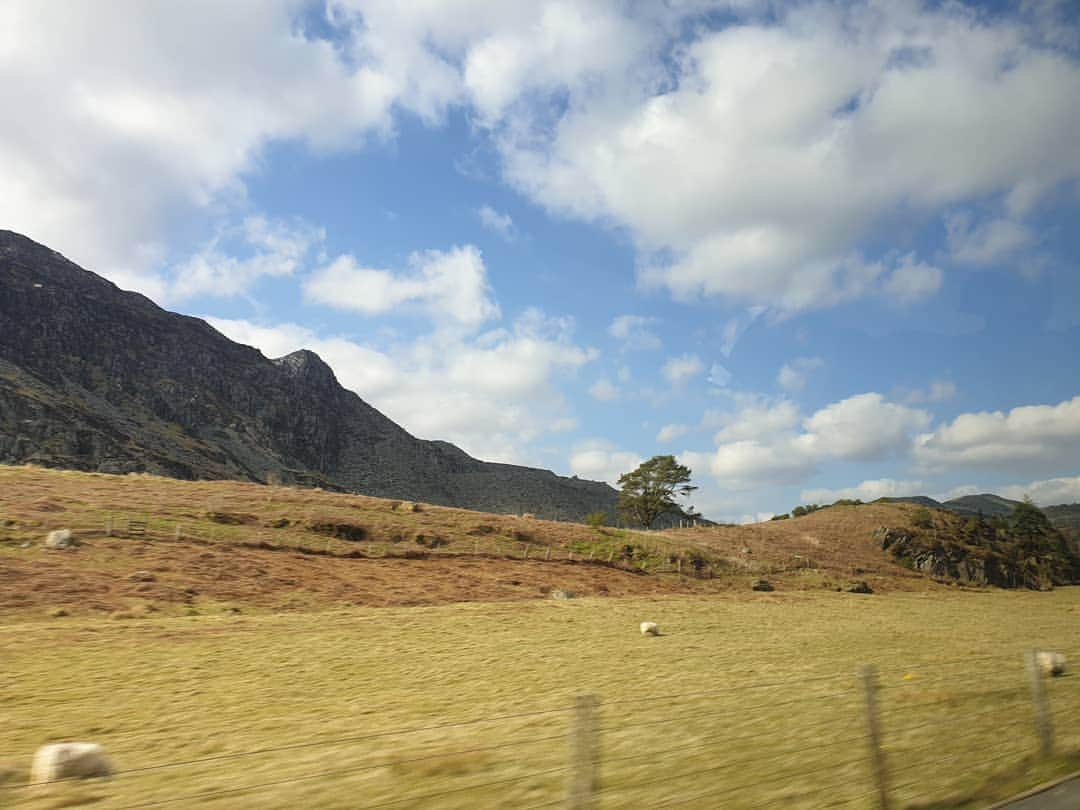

left=174, top=524, right=182, bottom=540
left=860, top=665, right=891, bottom=810
left=567, top=693, right=598, bottom=810
left=545, top=546, right=552, bottom=561
left=523, top=544, right=530, bottom=560
left=105, top=516, right=113, bottom=537
left=1025, top=649, right=1054, bottom=758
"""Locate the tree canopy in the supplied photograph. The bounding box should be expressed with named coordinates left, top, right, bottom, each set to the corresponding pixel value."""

left=617, top=455, right=697, bottom=528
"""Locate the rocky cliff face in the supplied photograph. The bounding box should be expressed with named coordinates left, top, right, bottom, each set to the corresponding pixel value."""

left=0, top=230, right=618, bottom=519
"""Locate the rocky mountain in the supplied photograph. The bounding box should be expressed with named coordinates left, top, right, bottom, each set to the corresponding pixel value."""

left=0, top=230, right=619, bottom=520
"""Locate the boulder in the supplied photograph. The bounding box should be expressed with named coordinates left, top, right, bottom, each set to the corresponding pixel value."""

left=30, top=743, right=111, bottom=784
left=751, top=579, right=774, bottom=592
left=846, top=581, right=873, bottom=594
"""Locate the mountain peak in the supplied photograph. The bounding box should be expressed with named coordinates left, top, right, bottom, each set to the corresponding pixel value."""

left=274, top=349, right=339, bottom=387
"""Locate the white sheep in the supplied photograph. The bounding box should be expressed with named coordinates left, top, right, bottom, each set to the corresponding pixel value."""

left=1036, top=651, right=1067, bottom=677
left=640, top=621, right=659, bottom=636
left=30, top=743, right=112, bottom=784
left=44, top=529, right=76, bottom=549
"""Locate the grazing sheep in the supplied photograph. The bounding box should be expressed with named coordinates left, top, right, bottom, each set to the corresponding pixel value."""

left=30, top=743, right=111, bottom=784
left=44, top=529, right=76, bottom=549
left=640, top=621, right=659, bottom=636
left=1036, top=651, right=1067, bottom=677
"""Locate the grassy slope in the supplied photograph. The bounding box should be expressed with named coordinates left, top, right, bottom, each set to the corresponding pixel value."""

left=0, top=591, right=1078, bottom=808
left=2, top=467, right=1079, bottom=807
left=0, top=466, right=940, bottom=620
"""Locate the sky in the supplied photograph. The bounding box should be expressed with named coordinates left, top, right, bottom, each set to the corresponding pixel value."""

left=2, top=0, right=1079, bottom=522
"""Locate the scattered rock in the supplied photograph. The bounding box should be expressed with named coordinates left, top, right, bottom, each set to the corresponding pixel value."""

left=751, top=579, right=774, bottom=592
left=394, top=501, right=420, bottom=514
left=640, top=621, right=660, bottom=636
left=20, top=541, right=32, bottom=548
left=846, top=581, right=874, bottom=594
left=551, top=589, right=576, bottom=600
left=127, top=571, right=156, bottom=582
left=268, top=518, right=291, bottom=529
left=48, top=607, right=68, bottom=618
left=44, top=529, right=76, bottom=549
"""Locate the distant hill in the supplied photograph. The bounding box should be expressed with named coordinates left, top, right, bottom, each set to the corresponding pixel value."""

left=0, top=230, right=620, bottom=521
left=882, top=493, right=1080, bottom=532
left=941, top=494, right=1024, bottom=518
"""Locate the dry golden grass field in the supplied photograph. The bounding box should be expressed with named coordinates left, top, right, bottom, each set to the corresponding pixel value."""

left=1, top=466, right=1078, bottom=809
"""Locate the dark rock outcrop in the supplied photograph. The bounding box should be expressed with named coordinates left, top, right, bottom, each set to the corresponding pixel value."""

left=874, top=520, right=1079, bottom=590
left=0, top=230, right=618, bottom=519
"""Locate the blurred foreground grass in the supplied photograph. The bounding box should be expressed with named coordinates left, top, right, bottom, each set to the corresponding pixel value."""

left=1, top=589, right=1078, bottom=808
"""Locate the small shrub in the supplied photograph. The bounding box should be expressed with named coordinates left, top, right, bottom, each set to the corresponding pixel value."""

left=414, top=533, right=447, bottom=549
left=911, top=508, right=934, bottom=530
left=206, top=511, right=257, bottom=525
left=770, top=513, right=790, bottom=521
left=308, top=522, right=368, bottom=542
left=585, top=511, right=607, bottom=529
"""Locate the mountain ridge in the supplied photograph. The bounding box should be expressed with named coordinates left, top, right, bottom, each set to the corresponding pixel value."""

left=881, top=493, right=1080, bottom=536
left=0, top=229, right=621, bottom=520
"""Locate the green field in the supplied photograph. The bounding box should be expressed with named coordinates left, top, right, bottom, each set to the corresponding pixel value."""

left=2, top=589, right=1078, bottom=809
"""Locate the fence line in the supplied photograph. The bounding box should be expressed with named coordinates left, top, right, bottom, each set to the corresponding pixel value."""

left=44, top=512, right=738, bottom=579
left=5, top=651, right=1077, bottom=807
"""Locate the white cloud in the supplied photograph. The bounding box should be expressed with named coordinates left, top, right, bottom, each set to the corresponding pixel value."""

left=662, top=353, right=704, bottom=385
left=0, top=1, right=400, bottom=282
left=166, top=217, right=323, bottom=302
left=498, top=2, right=1080, bottom=311
left=777, top=356, right=824, bottom=392
left=689, top=392, right=930, bottom=488
left=5, top=2, right=1079, bottom=313
left=801, top=478, right=927, bottom=504
left=569, top=440, right=642, bottom=487
left=477, top=204, right=516, bottom=240
left=904, top=380, right=958, bottom=405
left=883, top=254, right=944, bottom=303
left=207, top=306, right=596, bottom=465
left=304, top=245, right=500, bottom=328
left=915, top=395, right=1080, bottom=472
left=588, top=378, right=620, bottom=401
left=707, top=364, right=732, bottom=388
left=656, top=423, right=689, bottom=443
left=799, top=394, right=931, bottom=462
left=998, top=476, right=1080, bottom=506
left=713, top=399, right=801, bottom=444
left=946, top=211, right=1034, bottom=265
left=609, top=315, right=661, bottom=350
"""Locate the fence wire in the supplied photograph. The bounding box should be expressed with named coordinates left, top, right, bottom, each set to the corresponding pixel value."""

left=3, top=648, right=1077, bottom=808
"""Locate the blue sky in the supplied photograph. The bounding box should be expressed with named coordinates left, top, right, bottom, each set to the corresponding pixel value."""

left=2, top=0, right=1079, bottom=521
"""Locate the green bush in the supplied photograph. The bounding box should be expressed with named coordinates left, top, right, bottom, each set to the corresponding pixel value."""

left=585, top=511, right=607, bottom=529
left=911, top=508, right=934, bottom=529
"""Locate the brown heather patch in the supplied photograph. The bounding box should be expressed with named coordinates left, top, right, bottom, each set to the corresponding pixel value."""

left=0, top=465, right=942, bottom=618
